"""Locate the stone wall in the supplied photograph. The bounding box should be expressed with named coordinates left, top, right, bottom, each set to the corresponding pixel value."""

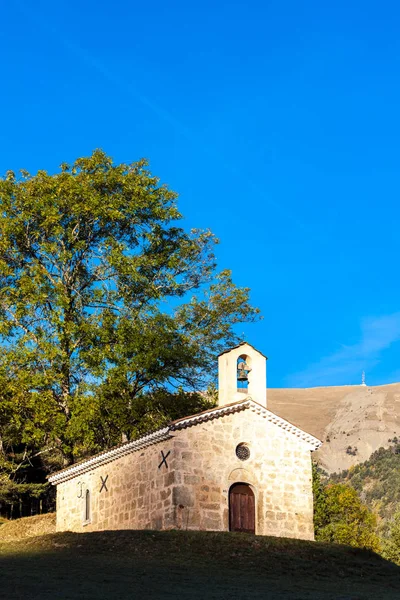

left=55, top=438, right=175, bottom=533
left=55, top=409, right=314, bottom=540
left=170, top=410, right=314, bottom=540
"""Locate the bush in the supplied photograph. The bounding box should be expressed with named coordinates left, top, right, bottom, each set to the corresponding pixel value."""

left=313, top=466, right=380, bottom=552
left=382, top=510, right=400, bottom=565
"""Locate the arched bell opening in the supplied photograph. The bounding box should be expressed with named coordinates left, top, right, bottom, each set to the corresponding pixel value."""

left=229, top=482, right=255, bottom=534
left=237, top=354, right=252, bottom=393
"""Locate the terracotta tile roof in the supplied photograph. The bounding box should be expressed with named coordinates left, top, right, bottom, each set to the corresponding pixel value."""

left=170, top=399, right=322, bottom=451
left=48, top=427, right=171, bottom=485
left=48, top=398, right=321, bottom=485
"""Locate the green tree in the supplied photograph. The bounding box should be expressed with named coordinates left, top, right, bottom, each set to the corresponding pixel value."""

left=382, top=510, right=400, bottom=565
left=0, top=150, right=259, bottom=492
left=312, top=462, right=327, bottom=536
left=315, top=482, right=380, bottom=552
left=327, top=443, right=400, bottom=525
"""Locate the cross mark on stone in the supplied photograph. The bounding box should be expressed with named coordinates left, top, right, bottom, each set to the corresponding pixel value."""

left=100, top=475, right=109, bottom=493
left=158, top=450, right=171, bottom=469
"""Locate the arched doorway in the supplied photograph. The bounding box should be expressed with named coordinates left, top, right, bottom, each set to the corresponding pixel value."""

left=229, top=483, right=255, bottom=534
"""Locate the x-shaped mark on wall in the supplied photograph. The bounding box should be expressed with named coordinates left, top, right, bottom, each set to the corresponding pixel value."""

left=100, top=475, right=108, bottom=493
left=158, top=450, right=171, bottom=469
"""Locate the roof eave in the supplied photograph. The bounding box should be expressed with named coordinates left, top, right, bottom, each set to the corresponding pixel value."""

left=48, top=427, right=171, bottom=485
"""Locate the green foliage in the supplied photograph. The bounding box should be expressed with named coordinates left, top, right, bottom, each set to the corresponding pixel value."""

left=313, top=464, right=380, bottom=551
left=321, top=443, right=400, bottom=564
left=0, top=480, right=54, bottom=520
left=312, top=462, right=327, bottom=536
left=0, top=150, right=259, bottom=500
left=329, top=444, right=400, bottom=523
left=382, top=510, right=400, bottom=565
left=68, top=388, right=215, bottom=457
left=0, top=481, right=49, bottom=504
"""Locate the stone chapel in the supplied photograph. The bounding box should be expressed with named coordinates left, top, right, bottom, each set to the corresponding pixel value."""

left=49, top=342, right=321, bottom=540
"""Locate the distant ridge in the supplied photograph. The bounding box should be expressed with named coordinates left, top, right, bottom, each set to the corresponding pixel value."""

left=268, top=383, right=400, bottom=473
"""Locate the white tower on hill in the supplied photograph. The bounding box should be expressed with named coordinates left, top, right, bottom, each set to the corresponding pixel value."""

left=361, top=371, right=367, bottom=387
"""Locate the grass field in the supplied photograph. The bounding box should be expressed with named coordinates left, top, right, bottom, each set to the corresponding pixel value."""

left=1, top=516, right=399, bottom=599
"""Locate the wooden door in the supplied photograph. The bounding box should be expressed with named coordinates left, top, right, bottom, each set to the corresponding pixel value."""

left=229, top=483, right=255, bottom=534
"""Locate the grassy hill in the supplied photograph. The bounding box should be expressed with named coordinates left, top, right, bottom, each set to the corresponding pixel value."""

left=0, top=512, right=55, bottom=541
left=1, top=515, right=400, bottom=599
left=268, top=383, right=400, bottom=473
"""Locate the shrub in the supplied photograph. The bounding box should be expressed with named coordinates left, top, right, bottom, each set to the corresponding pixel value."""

left=313, top=468, right=380, bottom=552
left=382, top=510, right=400, bottom=565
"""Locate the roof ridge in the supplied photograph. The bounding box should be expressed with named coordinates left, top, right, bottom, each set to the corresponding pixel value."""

left=171, top=398, right=322, bottom=449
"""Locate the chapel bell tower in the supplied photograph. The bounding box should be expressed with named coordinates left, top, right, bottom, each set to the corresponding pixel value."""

left=218, top=342, right=267, bottom=408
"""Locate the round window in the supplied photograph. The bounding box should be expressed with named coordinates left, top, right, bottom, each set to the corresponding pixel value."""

left=236, top=443, right=250, bottom=461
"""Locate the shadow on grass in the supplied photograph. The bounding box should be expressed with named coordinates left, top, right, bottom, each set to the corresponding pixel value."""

left=0, top=530, right=399, bottom=600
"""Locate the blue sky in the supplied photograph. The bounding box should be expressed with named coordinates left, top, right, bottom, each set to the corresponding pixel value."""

left=2, top=0, right=400, bottom=388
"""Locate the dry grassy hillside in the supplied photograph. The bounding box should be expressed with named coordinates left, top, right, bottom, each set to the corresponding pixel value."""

left=0, top=513, right=55, bottom=541
left=268, top=383, right=400, bottom=473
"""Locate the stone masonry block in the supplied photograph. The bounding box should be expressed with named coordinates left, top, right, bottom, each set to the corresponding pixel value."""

left=172, top=485, right=194, bottom=508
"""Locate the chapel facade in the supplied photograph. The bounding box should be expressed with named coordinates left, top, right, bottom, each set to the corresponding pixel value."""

left=49, top=343, right=321, bottom=540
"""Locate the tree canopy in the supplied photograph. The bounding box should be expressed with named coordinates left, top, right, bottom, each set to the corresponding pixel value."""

left=329, top=443, right=400, bottom=524
left=0, top=150, right=259, bottom=505
left=313, top=465, right=380, bottom=552
left=382, top=510, right=400, bottom=566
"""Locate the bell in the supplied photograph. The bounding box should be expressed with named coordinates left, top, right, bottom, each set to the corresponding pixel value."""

left=237, top=361, right=249, bottom=380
